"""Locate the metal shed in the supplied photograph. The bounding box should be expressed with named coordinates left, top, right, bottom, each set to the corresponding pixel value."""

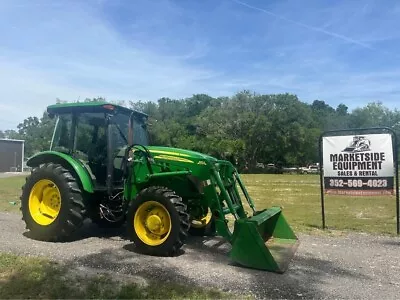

left=0, top=139, right=24, bottom=172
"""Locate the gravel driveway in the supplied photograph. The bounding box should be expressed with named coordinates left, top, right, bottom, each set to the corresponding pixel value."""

left=0, top=211, right=399, bottom=299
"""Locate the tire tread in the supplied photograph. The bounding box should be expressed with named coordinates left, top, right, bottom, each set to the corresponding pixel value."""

left=20, top=162, right=86, bottom=241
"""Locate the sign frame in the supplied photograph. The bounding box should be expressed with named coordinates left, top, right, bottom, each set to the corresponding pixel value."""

left=319, top=127, right=399, bottom=234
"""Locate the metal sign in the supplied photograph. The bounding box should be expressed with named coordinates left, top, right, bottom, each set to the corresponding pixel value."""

left=319, top=127, right=399, bottom=234
left=322, top=133, right=394, bottom=196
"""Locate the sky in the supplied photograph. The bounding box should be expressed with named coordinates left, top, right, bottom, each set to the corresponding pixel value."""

left=1, top=0, right=400, bottom=130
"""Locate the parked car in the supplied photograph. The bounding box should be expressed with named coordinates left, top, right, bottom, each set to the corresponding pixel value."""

left=282, top=167, right=301, bottom=174
left=300, top=164, right=320, bottom=174
left=253, top=162, right=283, bottom=174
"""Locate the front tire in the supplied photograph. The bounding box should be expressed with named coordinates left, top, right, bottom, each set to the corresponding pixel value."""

left=127, top=186, right=190, bottom=256
left=20, top=163, right=85, bottom=241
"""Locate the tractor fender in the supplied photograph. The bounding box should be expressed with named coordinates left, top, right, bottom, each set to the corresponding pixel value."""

left=26, top=151, right=94, bottom=193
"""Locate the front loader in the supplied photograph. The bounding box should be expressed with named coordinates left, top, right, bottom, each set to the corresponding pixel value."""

left=20, top=102, right=298, bottom=273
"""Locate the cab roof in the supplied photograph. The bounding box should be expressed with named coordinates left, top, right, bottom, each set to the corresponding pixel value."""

left=47, top=101, right=147, bottom=118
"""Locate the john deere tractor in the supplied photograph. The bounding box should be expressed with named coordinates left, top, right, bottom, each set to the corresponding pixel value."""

left=20, top=102, right=298, bottom=273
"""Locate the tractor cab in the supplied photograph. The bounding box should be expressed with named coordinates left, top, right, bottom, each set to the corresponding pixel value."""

left=47, top=102, right=148, bottom=190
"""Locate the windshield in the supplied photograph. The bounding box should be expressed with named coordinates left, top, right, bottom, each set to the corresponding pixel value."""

left=110, top=113, right=149, bottom=148
left=131, top=117, right=149, bottom=146
left=51, top=114, right=73, bottom=153
left=50, top=111, right=149, bottom=161
left=51, top=113, right=108, bottom=161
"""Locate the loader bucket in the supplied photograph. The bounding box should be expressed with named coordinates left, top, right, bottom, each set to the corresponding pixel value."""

left=229, top=206, right=299, bottom=273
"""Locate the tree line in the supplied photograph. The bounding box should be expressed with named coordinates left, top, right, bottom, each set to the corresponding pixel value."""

left=1, top=91, right=399, bottom=172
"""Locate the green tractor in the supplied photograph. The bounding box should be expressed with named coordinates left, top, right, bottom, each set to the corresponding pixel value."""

left=20, top=102, right=299, bottom=273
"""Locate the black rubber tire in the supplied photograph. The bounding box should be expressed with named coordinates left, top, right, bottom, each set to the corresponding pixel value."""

left=189, top=215, right=216, bottom=236
left=126, top=186, right=190, bottom=256
left=20, top=163, right=85, bottom=241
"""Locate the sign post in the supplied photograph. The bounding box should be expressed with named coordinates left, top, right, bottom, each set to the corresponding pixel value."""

left=319, top=127, right=399, bottom=234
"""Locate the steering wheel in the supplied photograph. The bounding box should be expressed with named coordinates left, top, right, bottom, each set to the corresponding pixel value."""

left=119, top=144, right=153, bottom=177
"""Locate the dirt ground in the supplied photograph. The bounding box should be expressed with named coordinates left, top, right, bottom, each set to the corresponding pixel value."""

left=0, top=211, right=399, bottom=299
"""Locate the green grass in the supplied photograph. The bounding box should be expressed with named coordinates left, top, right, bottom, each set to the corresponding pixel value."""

left=0, top=253, right=230, bottom=299
left=0, top=173, right=397, bottom=235
left=0, top=176, right=25, bottom=212
left=241, top=174, right=397, bottom=235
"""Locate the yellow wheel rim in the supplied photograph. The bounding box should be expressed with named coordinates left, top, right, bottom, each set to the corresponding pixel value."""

left=28, top=179, right=62, bottom=226
left=191, top=208, right=212, bottom=228
left=134, top=201, right=172, bottom=246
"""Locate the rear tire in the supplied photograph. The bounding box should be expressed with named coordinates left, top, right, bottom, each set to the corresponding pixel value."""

left=20, top=163, right=85, bottom=241
left=127, top=186, right=190, bottom=256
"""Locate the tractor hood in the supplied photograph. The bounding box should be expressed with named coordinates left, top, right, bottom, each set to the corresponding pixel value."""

left=147, top=146, right=218, bottom=163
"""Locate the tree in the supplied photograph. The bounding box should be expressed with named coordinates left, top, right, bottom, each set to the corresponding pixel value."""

left=349, top=102, right=394, bottom=128
left=1, top=93, right=398, bottom=171
left=336, top=103, right=348, bottom=116
left=3, top=129, right=20, bottom=139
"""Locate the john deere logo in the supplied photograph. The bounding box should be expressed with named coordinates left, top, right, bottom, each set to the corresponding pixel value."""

left=342, top=136, right=371, bottom=153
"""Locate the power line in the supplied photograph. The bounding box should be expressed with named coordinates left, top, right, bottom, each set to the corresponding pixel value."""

left=231, top=0, right=376, bottom=51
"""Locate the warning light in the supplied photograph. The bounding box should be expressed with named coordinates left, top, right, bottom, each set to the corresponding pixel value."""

left=103, top=104, right=115, bottom=110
